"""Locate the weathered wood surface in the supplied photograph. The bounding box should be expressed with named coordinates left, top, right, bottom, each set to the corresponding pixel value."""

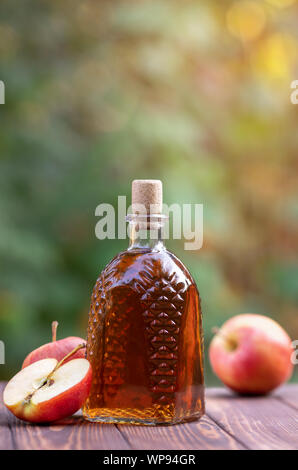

left=118, top=414, right=244, bottom=450
left=274, top=385, right=298, bottom=411
left=207, top=387, right=298, bottom=450
left=0, top=383, right=14, bottom=450
left=0, top=382, right=297, bottom=450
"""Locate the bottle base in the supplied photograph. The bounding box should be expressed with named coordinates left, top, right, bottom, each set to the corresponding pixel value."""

left=83, top=411, right=204, bottom=426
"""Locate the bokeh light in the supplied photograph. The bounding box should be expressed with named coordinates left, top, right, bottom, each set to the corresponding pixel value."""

left=226, top=1, right=266, bottom=42
left=251, top=33, right=298, bottom=83
left=266, top=0, right=296, bottom=8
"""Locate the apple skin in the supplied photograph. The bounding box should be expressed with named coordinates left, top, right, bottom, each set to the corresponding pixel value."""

left=5, top=359, right=92, bottom=423
left=22, top=336, right=86, bottom=369
left=209, top=314, right=294, bottom=395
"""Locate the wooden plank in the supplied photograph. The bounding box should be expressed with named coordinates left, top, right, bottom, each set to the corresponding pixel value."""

left=274, top=384, right=298, bottom=410
left=206, top=387, right=298, bottom=450
left=0, top=382, right=14, bottom=449
left=2, top=381, right=297, bottom=450
left=117, top=415, right=244, bottom=450
left=9, top=412, right=132, bottom=450
left=1, top=382, right=130, bottom=450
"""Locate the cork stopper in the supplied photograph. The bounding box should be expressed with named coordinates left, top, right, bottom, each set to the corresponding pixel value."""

left=132, top=179, right=163, bottom=215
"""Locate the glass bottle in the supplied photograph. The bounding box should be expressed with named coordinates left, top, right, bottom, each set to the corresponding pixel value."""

left=82, top=180, right=204, bottom=425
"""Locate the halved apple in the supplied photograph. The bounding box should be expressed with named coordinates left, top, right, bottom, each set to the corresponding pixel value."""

left=4, top=356, right=92, bottom=423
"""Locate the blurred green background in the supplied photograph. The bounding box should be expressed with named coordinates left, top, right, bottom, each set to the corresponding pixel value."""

left=0, top=0, right=297, bottom=385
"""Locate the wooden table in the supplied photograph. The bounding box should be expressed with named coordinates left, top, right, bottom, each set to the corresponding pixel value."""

left=1, top=383, right=297, bottom=450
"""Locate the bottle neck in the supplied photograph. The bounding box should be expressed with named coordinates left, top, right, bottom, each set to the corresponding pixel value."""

left=126, top=214, right=166, bottom=251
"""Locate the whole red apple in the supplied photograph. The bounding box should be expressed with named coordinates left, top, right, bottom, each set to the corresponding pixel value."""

left=209, top=314, right=294, bottom=395
left=4, top=345, right=92, bottom=423
left=22, top=321, right=85, bottom=368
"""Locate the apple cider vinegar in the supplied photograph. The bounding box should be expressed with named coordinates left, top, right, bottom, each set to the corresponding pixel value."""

left=83, top=180, right=204, bottom=425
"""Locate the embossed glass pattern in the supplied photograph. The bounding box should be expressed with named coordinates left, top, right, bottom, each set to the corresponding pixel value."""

left=82, top=217, right=204, bottom=425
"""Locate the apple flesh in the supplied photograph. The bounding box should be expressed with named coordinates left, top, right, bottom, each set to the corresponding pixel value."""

left=22, top=321, right=85, bottom=369
left=209, top=314, right=294, bottom=395
left=4, top=357, right=92, bottom=423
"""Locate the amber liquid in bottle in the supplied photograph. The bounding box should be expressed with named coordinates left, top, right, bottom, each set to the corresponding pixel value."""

left=83, top=210, right=204, bottom=425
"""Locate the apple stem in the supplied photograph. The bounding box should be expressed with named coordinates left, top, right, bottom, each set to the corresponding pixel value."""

left=52, top=321, right=59, bottom=342
left=212, top=327, right=238, bottom=350
left=45, top=343, right=86, bottom=384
